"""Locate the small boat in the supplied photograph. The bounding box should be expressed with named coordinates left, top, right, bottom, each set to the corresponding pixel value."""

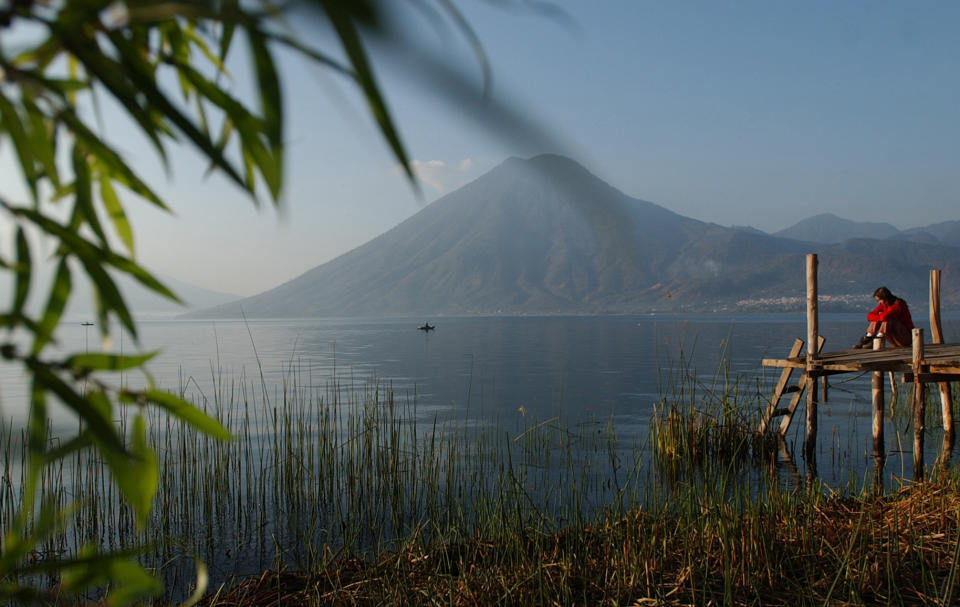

left=417, top=323, right=435, bottom=332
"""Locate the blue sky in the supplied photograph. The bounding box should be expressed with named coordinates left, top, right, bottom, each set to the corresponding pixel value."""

left=5, top=1, right=960, bottom=297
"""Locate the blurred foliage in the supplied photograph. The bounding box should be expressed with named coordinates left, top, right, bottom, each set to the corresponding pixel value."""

left=0, top=0, right=507, bottom=603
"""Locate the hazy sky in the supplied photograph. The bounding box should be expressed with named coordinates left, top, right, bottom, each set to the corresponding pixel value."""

left=4, top=1, right=959, bottom=297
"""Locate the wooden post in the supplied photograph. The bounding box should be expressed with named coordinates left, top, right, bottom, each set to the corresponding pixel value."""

left=805, top=254, right=819, bottom=473
left=872, top=337, right=885, bottom=460
left=929, top=269, right=954, bottom=448
left=912, top=328, right=926, bottom=480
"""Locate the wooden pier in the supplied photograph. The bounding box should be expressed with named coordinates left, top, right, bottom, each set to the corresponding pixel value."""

left=761, top=255, right=958, bottom=480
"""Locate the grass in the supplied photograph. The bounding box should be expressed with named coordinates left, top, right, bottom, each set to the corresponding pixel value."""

left=195, top=477, right=960, bottom=606
left=3, top=349, right=960, bottom=605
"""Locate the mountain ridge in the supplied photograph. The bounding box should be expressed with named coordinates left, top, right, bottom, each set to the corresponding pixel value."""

left=192, top=155, right=960, bottom=318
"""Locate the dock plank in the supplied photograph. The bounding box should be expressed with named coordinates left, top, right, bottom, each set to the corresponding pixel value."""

left=762, top=342, right=960, bottom=377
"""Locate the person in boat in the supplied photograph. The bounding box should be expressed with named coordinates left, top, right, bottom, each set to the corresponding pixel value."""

left=853, top=286, right=913, bottom=348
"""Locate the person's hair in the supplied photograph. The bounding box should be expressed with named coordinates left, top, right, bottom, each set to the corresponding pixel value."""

left=873, top=286, right=900, bottom=304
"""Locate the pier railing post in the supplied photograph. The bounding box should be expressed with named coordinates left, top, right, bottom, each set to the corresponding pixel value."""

left=872, top=338, right=885, bottom=462
left=805, top=254, right=819, bottom=475
left=912, top=328, right=926, bottom=480
left=930, top=269, right=954, bottom=452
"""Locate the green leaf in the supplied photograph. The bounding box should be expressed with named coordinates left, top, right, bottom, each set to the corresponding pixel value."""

left=22, top=94, right=61, bottom=189
left=53, top=24, right=170, bottom=162
left=248, top=27, right=284, bottom=199
left=32, top=258, right=72, bottom=354
left=73, top=142, right=110, bottom=248
left=58, top=546, right=162, bottom=606
left=184, top=23, right=227, bottom=74
left=10, top=206, right=180, bottom=309
left=42, top=431, right=94, bottom=463
left=169, top=57, right=277, bottom=199
left=0, top=90, right=39, bottom=202
left=108, top=255, right=181, bottom=304
left=101, top=30, right=251, bottom=192
left=65, top=351, right=158, bottom=374
left=141, top=389, right=231, bottom=440
left=99, top=169, right=135, bottom=254
left=218, top=0, right=240, bottom=68
left=0, top=494, right=75, bottom=574
left=78, top=255, right=136, bottom=338
left=325, top=3, right=416, bottom=186
left=12, top=227, right=31, bottom=317
left=59, top=110, right=169, bottom=211
left=23, top=379, right=49, bottom=519
left=104, top=557, right=163, bottom=605
left=99, top=409, right=157, bottom=528
left=26, top=363, right=127, bottom=456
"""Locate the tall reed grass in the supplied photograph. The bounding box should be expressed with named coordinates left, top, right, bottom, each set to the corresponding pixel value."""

left=3, top=348, right=960, bottom=605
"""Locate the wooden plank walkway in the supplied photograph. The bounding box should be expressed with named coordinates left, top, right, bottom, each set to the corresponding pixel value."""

left=763, top=343, right=960, bottom=377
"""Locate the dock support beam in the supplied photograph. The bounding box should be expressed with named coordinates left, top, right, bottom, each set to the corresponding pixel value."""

left=930, top=269, right=954, bottom=455
left=872, top=338, right=885, bottom=462
left=913, top=328, right=926, bottom=480
left=805, top=254, right=819, bottom=475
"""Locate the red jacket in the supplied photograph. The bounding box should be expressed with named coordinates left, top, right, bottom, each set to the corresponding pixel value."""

left=867, top=298, right=914, bottom=329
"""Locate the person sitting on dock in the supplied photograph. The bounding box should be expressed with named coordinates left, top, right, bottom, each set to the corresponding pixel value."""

left=853, top=286, right=914, bottom=348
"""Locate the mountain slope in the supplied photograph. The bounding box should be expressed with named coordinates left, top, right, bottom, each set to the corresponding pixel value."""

left=774, top=213, right=901, bottom=243
left=194, top=155, right=960, bottom=317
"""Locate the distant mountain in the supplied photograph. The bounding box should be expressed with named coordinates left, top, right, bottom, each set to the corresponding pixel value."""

left=775, top=214, right=960, bottom=249
left=774, top=213, right=900, bottom=243
left=0, top=269, right=239, bottom=321
left=193, top=155, right=960, bottom=317
left=899, top=221, right=960, bottom=247
left=113, top=273, right=240, bottom=319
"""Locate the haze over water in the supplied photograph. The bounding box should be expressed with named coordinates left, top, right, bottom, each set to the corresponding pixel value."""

left=5, top=313, right=958, bottom=488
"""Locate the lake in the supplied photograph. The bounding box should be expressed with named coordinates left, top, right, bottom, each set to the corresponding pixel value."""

left=2, top=313, right=958, bottom=597
left=5, top=313, right=957, bottom=478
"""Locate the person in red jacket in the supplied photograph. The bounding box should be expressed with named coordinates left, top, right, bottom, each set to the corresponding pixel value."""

left=853, top=286, right=914, bottom=348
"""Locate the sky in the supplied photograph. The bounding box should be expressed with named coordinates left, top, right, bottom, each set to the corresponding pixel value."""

left=3, top=1, right=960, bottom=298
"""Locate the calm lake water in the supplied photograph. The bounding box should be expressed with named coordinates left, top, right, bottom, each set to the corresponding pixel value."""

left=3, top=313, right=960, bottom=596
left=4, top=312, right=958, bottom=479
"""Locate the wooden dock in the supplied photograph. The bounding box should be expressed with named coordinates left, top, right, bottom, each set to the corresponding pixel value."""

left=760, top=256, right=958, bottom=481
left=763, top=343, right=960, bottom=377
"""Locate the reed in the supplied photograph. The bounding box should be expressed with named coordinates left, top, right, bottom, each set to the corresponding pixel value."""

left=3, top=350, right=960, bottom=605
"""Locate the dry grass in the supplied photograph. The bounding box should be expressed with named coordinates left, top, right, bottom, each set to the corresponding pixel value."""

left=198, top=479, right=960, bottom=606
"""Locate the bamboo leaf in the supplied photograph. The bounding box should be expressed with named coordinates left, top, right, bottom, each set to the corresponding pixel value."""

left=169, top=57, right=277, bottom=198
left=101, top=30, right=251, bottom=193
left=42, top=432, right=94, bottom=463
left=54, top=24, right=170, bottom=161
left=73, top=143, right=110, bottom=248
left=218, top=0, right=239, bottom=68
left=65, top=351, right=158, bottom=374
left=99, top=170, right=135, bottom=254
left=78, top=256, right=136, bottom=338
left=10, top=206, right=179, bottom=307
left=104, top=557, right=163, bottom=605
left=104, top=256, right=180, bottom=304
left=247, top=27, right=284, bottom=199
left=58, top=545, right=162, bottom=605
left=32, top=258, right=72, bottom=354
left=0, top=90, right=39, bottom=202
left=141, top=389, right=231, bottom=440
left=25, top=367, right=126, bottom=456
left=59, top=110, right=169, bottom=211
left=12, top=227, right=31, bottom=317
left=184, top=24, right=227, bottom=73
left=22, top=94, right=61, bottom=189
left=12, top=35, right=62, bottom=70
left=325, top=4, right=416, bottom=186
left=98, top=409, right=157, bottom=528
